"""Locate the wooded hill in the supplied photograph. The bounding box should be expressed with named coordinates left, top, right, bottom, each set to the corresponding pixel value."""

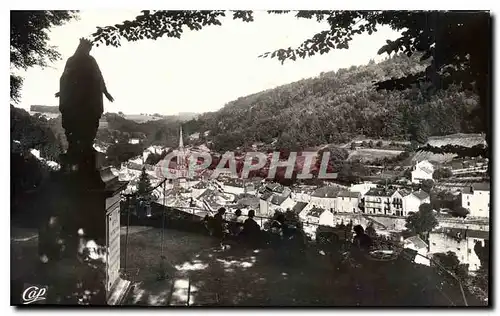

left=181, top=53, right=480, bottom=152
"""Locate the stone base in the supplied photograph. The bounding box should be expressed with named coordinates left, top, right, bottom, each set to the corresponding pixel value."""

left=107, top=278, right=131, bottom=305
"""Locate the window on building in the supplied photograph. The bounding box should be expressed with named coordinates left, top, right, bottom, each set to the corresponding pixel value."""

left=467, top=202, right=470, bottom=206
left=468, top=249, right=471, bottom=254
left=457, top=248, right=460, bottom=251
left=432, top=243, right=436, bottom=246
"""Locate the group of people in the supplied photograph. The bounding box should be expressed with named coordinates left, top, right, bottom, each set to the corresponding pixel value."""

left=203, top=207, right=375, bottom=259
left=204, top=208, right=261, bottom=246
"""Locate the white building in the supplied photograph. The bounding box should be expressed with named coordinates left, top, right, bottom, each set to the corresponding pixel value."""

left=303, top=207, right=334, bottom=227
left=129, top=138, right=141, bottom=145
left=309, top=186, right=340, bottom=213
left=401, top=189, right=431, bottom=216
left=461, top=183, right=490, bottom=218
left=259, top=192, right=274, bottom=217
left=364, top=188, right=404, bottom=216
left=291, top=201, right=309, bottom=217
left=403, top=235, right=430, bottom=266
left=336, top=190, right=361, bottom=213
left=428, top=228, right=489, bottom=272
left=268, top=193, right=295, bottom=213
left=290, top=187, right=314, bottom=203
left=411, top=160, right=435, bottom=184
left=189, top=132, right=200, bottom=141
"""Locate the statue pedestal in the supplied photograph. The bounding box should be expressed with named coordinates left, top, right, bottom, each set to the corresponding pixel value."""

left=103, top=170, right=131, bottom=305
left=31, top=152, right=131, bottom=305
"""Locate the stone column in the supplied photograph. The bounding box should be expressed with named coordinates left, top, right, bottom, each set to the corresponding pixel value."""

left=103, top=167, right=131, bottom=304
left=25, top=154, right=130, bottom=305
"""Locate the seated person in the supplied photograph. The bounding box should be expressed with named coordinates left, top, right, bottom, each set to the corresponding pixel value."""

left=229, top=209, right=245, bottom=235
left=241, top=210, right=260, bottom=241
left=212, top=208, right=228, bottom=239
left=350, top=225, right=373, bottom=261
left=270, top=213, right=285, bottom=237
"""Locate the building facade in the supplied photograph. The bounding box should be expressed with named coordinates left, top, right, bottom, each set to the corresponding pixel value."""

left=428, top=228, right=489, bottom=272
left=336, top=190, right=361, bottom=213
left=411, top=160, right=435, bottom=184
left=364, top=188, right=404, bottom=216
left=402, top=190, right=431, bottom=216
left=461, top=183, right=490, bottom=218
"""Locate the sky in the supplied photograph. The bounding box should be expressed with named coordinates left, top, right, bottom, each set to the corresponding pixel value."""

left=17, top=10, right=401, bottom=116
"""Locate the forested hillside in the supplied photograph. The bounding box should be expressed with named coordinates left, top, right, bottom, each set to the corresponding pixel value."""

left=182, top=53, right=480, bottom=152
left=11, top=105, right=65, bottom=161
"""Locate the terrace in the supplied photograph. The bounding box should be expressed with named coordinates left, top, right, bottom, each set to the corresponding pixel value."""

left=12, top=212, right=482, bottom=307
left=115, top=200, right=482, bottom=306
left=120, top=226, right=481, bottom=306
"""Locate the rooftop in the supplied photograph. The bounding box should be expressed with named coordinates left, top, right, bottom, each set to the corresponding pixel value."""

left=472, top=182, right=490, bottom=191
left=337, top=190, right=360, bottom=198
left=307, top=207, right=327, bottom=218
left=236, top=197, right=260, bottom=209
left=311, top=186, right=341, bottom=198
left=197, top=189, right=217, bottom=200
left=260, top=191, right=273, bottom=201
left=291, top=202, right=308, bottom=214
left=405, top=235, right=428, bottom=250
left=399, top=189, right=412, bottom=197
left=463, top=182, right=491, bottom=194
left=431, top=228, right=489, bottom=241
left=365, top=187, right=398, bottom=197
left=270, top=194, right=288, bottom=206
left=412, top=190, right=430, bottom=200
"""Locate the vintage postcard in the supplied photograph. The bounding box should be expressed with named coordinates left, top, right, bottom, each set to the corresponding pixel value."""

left=10, top=9, right=491, bottom=307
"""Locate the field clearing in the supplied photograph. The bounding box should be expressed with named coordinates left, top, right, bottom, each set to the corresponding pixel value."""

left=124, top=114, right=164, bottom=123
left=426, top=134, right=485, bottom=148
left=347, top=148, right=403, bottom=162
left=412, top=151, right=457, bottom=163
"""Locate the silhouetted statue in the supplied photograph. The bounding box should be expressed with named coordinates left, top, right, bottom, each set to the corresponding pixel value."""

left=56, top=38, right=113, bottom=163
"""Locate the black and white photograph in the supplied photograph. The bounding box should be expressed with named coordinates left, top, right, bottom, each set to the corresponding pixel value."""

left=9, top=6, right=492, bottom=307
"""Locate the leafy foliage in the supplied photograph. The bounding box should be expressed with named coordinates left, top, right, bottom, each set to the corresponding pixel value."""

left=433, top=251, right=469, bottom=282
left=10, top=10, right=78, bottom=102
left=137, top=167, right=153, bottom=198
left=91, top=10, right=253, bottom=47
left=474, top=239, right=489, bottom=272
left=451, top=206, right=469, bottom=218
left=365, top=222, right=377, bottom=238
left=105, top=142, right=144, bottom=167
left=420, top=179, right=434, bottom=193
left=145, top=150, right=167, bottom=165
left=11, top=106, right=64, bottom=161
left=430, top=189, right=460, bottom=211
left=433, top=167, right=453, bottom=180
left=11, top=151, right=51, bottom=195
left=405, top=203, right=438, bottom=236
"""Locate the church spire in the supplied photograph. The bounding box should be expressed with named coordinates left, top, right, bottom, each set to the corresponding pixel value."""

left=179, top=125, right=184, bottom=149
